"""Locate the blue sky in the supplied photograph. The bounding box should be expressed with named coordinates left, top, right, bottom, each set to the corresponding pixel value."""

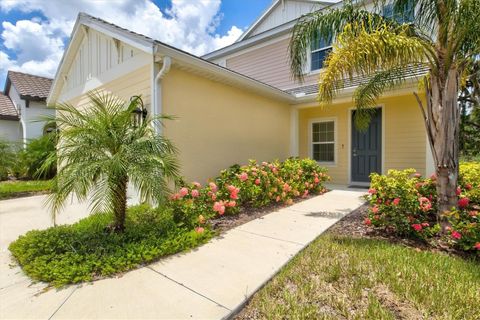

left=0, top=0, right=272, bottom=88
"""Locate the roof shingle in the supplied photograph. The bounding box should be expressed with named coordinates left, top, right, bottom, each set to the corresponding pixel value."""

left=0, top=92, right=19, bottom=120
left=7, top=71, right=53, bottom=100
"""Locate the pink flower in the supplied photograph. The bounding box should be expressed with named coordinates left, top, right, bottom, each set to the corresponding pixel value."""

left=170, top=193, right=180, bottom=200
left=469, top=210, right=478, bottom=217
left=227, top=200, right=236, bottom=207
left=430, top=173, right=437, bottom=181
left=451, top=231, right=462, bottom=240
left=393, top=198, right=400, bottom=206
left=465, top=183, right=472, bottom=191
left=458, top=197, right=470, bottom=209
left=209, top=182, right=218, bottom=193
left=211, top=194, right=217, bottom=201
left=254, top=178, right=260, bottom=185
left=195, top=227, right=205, bottom=234
left=456, top=187, right=462, bottom=196
left=371, top=205, right=379, bottom=214
left=419, top=197, right=432, bottom=212
left=275, top=196, right=281, bottom=202
left=191, top=189, right=200, bottom=198
left=412, top=224, right=422, bottom=231
left=239, top=172, right=248, bottom=182
left=368, top=188, right=377, bottom=195
left=421, top=222, right=430, bottom=227
left=302, top=190, right=309, bottom=198
left=179, top=187, right=189, bottom=197
left=283, top=183, right=291, bottom=192
left=364, top=218, right=372, bottom=226
left=314, top=177, right=320, bottom=183
left=213, top=201, right=225, bottom=215
left=192, top=181, right=201, bottom=188
left=474, top=243, right=480, bottom=250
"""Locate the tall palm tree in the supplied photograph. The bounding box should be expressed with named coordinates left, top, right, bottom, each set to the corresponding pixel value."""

left=289, top=0, right=480, bottom=219
left=47, top=92, right=180, bottom=232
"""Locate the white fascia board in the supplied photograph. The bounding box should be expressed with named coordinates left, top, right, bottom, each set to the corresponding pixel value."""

left=203, top=20, right=296, bottom=60
left=155, top=43, right=295, bottom=103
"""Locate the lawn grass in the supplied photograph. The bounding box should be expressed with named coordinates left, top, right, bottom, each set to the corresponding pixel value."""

left=237, top=235, right=480, bottom=319
left=0, top=180, right=52, bottom=200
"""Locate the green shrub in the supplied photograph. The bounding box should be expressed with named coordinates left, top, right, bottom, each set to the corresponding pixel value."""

left=9, top=205, right=213, bottom=287
left=366, top=163, right=480, bottom=253
left=170, top=158, right=329, bottom=229
left=366, top=169, right=439, bottom=239
left=14, top=134, right=56, bottom=180
left=0, top=139, right=17, bottom=180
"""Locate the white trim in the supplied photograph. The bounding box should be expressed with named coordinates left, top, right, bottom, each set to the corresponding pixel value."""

left=347, top=105, right=385, bottom=185
left=308, top=117, right=338, bottom=166
left=290, top=107, right=299, bottom=156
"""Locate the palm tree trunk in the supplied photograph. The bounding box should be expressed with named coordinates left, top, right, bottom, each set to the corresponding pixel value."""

left=113, top=175, right=128, bottom=232
left=425, top=68, right=460, bottom=221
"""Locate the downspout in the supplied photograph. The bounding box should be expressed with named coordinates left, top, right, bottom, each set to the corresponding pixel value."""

left=153, top=54, right=171, bottom=134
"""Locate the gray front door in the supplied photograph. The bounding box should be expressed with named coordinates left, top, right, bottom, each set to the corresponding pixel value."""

left=351, top=108, right=382, bottom=183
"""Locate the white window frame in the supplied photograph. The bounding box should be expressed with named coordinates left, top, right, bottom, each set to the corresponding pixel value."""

left=305, top=38, right=333, bottom=75
left=308, top=117, right=337, bottom=166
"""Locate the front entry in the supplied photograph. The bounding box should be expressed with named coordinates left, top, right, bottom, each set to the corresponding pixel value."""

left=351, top=108, right=382, bottom=183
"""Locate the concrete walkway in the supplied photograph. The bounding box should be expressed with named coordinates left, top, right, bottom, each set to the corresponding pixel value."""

left=0, top=188, right=365, bottom=319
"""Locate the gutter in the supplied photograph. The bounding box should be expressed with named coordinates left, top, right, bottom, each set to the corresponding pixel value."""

left=152, top=52, right=172, bottom=134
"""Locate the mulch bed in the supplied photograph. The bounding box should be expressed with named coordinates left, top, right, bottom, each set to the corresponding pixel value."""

left=327, top=204, right=478, bottom=260
left=0, top=190, right=50, bottom=201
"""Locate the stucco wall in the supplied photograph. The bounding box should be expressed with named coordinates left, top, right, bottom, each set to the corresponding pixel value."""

left=0, top=119, right=22, bottom=143
left=297, top=93, right=427, bottom=184
left=64, top=64, right=291, bottom=183
left=162, top=66, right=291, bottom=182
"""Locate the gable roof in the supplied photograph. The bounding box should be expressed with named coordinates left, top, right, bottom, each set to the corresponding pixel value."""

left=0, top=92, right=18, bottom=121
left=48, top=12, right=295, bottom=105
left=237, top=0, right=338, bottom=42
left=5, top=71, right=52, bottom=101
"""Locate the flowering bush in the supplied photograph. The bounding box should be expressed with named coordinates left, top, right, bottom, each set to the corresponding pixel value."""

left=366, top=169, right=439, bottom=239
left=170, top=158, right=329, bottom=229
left=366, top=163, right=480, bottom=253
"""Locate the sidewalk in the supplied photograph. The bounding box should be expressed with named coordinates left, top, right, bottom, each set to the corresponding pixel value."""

left=0, top=188, right=365, bottom=319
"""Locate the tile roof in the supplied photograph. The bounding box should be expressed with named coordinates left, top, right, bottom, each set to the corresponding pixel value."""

left=0, top=92, right=19, bottom=120
left=7, top=71, right=53, bottom=100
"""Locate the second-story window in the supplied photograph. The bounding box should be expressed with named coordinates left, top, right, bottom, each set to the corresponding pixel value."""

left=383, top=0, right=415, bottom=24
left=310, top=34, right=332, bottom=72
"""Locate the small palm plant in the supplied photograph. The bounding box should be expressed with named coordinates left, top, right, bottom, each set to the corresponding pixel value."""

left=47, top=92, right=180, bottom=232
left=289, top=0, right=480, bottom=218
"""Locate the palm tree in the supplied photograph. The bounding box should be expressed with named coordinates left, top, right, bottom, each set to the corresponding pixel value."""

left=48, top=92, right=180, bottom=232
left=289, top=0, right=480, bottom=219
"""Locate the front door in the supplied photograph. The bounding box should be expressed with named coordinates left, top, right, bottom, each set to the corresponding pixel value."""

left=351, top=108, right=382, bottom=183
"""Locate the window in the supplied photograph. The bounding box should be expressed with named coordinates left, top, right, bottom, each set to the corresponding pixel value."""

left=310, top=34, right=332, bottom=72
left=311, top=120, right=335, bottom=163
left=383, top=0, right=414, bottom=24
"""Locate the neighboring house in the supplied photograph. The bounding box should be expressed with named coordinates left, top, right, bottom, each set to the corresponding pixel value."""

left=48, top=3, right=433, bottom=185
left=0, top=71, right=54, bottom=146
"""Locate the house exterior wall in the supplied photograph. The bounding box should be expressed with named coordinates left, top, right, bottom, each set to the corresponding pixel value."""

left=248, top=0, right=325, bottom=38
left=7, top=85, right=54, bottom=144
left=162, top=66, right=291, bottom=182
left=0, top=119, right=22, bottom=143
left=65, top=64, right=152, bottom=111
left=297, top=93, right=427, bottom=184
left=225, top=36, right=319, bottom=91
left=63, top=64, right=291, bottom=183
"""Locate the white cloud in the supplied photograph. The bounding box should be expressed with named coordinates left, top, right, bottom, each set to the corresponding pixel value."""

left=0, top=0, right=243, bottom=79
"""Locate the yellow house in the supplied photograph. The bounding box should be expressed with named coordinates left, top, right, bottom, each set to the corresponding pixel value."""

left=48, top=10, right=434, bottom=185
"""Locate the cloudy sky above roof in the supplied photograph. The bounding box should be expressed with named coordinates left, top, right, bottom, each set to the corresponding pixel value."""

left=0, top=0, right=274, bottom=88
